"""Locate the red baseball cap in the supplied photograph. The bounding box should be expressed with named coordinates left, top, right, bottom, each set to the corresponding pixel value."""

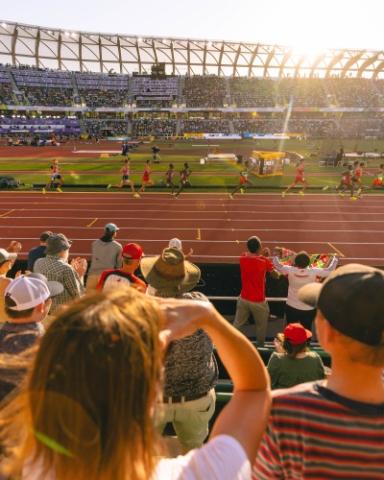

left=283, top=323, right=312, bottom=345
left=122, top=243, right=143, bottom=260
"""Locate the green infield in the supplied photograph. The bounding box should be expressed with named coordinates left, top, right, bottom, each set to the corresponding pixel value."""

left=0, top=138, right=383, bottom=192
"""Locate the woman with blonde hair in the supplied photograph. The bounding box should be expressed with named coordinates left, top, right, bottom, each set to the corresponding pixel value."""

left=0, top=287, right=270, bottom=480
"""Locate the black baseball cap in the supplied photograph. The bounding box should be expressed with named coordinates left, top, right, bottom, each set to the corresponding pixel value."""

left=298, top=264, right=384, bottom=346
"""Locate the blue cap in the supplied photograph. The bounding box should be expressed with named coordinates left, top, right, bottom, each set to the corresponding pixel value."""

left=104, top=223, right=119, bottom=233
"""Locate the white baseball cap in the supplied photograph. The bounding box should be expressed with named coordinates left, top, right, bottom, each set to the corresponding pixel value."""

left=5, top=275, right=63, bottom=311
left=0, top=248, right=17, bottom=264
left=168, top=238, right=182, bottom=250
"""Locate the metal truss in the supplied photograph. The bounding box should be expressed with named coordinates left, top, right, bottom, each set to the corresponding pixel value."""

left=1, top=20, right=384, bottom=78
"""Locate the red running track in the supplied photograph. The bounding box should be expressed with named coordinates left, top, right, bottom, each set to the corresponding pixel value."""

left=0, top=191, right=383, bottom=266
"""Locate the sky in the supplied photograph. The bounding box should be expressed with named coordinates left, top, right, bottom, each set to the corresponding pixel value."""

left=1, top=0, right=384, bottom=52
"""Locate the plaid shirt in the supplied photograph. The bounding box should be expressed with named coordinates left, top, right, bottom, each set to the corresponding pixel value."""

left=34, top=255, right=84, bottom=313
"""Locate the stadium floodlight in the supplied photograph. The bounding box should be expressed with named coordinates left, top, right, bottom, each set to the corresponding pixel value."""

left=137, top=37, right=143, bottom=43
left=1, top=22, right=7, bottom=28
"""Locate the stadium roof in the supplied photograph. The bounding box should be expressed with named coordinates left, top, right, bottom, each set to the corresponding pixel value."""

left=1, top=20, right=384, bottom=78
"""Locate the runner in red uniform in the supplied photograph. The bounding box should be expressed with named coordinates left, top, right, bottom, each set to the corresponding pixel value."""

left=229, top=161, right=255, bottom=199
left=373, top=163, right=384, bottom=188
left=140, top=160, right=154, bottom=192
left=282, top=159, right=308, bottom=197
left=336, top=165, right=354, bottom=197
left=351, top=161, right=364, bottom=200
left=43, top=159, right=63, bottom=193
left=107, top=159, right=140, bottom=197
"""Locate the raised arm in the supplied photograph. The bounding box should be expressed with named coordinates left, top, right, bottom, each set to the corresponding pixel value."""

left=159, top=299, right=271, bottom=461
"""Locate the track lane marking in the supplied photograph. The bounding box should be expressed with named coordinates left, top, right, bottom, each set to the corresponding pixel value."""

left=86, top=218, right=98, bottom=228
left=0, top=209, right=15, bottom=218
left=327, top=242, right=346, bottom=257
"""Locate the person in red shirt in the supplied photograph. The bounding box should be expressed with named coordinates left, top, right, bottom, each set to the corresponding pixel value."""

left=282, top=159, right=308, bottom=197
left=234, top=236, right=279, bottom=346
left=140, top=160, right=154, bottom=192
left=351, top=161, right=364, bottom=200
left=96, top=243, right=147, bottom=293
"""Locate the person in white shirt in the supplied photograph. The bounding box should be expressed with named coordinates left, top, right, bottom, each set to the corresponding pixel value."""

left=272, top=251, right=338, bottom=330
left=1, top=287, right=271, bottom=480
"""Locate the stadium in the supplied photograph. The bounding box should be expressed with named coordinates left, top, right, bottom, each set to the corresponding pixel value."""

left=0, top=5, right=384, bottom=478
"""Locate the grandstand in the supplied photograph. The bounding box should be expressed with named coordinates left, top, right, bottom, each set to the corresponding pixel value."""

left=0, top=13, right=384, bottom=479
left=1, top=21, right=384, bottom=139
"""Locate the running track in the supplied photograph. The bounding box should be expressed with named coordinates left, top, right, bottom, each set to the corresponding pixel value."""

left=0, top=192, right=383, bottom=266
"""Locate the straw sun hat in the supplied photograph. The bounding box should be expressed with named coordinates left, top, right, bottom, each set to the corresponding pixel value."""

left=140, top=247, right=200, bottom=293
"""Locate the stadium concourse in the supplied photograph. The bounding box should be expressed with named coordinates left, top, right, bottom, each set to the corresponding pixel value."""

left=0, top=191, right=382, bottom=266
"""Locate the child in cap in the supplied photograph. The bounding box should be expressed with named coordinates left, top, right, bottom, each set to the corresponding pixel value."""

left=267, top=323, right=325, bottom=390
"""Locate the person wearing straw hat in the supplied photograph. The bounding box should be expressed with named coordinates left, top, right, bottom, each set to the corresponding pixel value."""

left=141, top=247, right=218, bottom=451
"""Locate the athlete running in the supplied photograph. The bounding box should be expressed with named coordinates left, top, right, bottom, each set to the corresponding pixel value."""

left=107, top=159, right=140, bottom=197
left=229, top=161, right=255, bottom=199
left=351, top=161, right=364, bottom=200
left=140, top=160, right=154, bottom=192
left=174, top=162, right=191, bottom=197
left=372, top=163, right=384, bottom=188
left=43, top=159, right=63, bottom=193
left=336, top=165, right=354, bottom=197
left=165, top=163, right=177, bottom=194
left=282, top=159, right=308, bottom=197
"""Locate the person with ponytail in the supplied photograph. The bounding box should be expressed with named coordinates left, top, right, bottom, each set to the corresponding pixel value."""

left=267, top=323, right=325, bottom=390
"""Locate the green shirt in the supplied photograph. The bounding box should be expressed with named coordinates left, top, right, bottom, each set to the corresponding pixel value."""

left=267, top=351, right=325, bottom=390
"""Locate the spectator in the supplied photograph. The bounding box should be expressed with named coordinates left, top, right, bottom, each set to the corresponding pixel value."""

left=27, top=231, right=53, bottom=271
left=168, top=237, right=193, bottom=258
left=272, top=250, right=338, bottom=330
left=0, top=248, right=17, bottom=322
left=86, top=223, right=122, bottom=291
left=33, top=234, right=86, bottom=316
left=96, top=242, right=146, bottom=292
left=0, top=274, right=63, bottom=400
left=0, top=287, right=270, bottom=479
left=234, top=236, right=279, bottom=347
left=267, top=323, right=325, bottom=389
left=254, top=263, right=384, bottom=479
left=141, top=247, right=217, bottom=450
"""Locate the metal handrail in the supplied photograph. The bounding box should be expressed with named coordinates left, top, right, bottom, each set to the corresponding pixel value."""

left=208, top=296, right=287, bottom=302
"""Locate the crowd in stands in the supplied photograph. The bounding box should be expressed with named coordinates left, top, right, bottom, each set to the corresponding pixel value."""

left=2, top=64, right=384, bottom=111
left=81, top=118, right=127, bottom=137
left=180, top=118, right=231, bottom=134
left=184, top=75, right=227, bottom=108
left=132, top=118, right=177, bottom=136
left=0, top=228, right=382, bottom=479
left=79, top=89, right=129, bottom=108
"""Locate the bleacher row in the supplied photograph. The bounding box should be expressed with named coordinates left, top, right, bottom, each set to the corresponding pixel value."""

left=2, top=64, right=384, bottom=108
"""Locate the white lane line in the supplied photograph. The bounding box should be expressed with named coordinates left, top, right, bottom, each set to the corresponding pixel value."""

left=0, top=191, right=383, bottom=197
left=0, top=200, right=383, bottom=206
left=0, top=215, right=383, bottom=223
left=2, top=227, right=384, bottom=233
left=1, top=211, right=384, bottom=217
left=1, top=237, right=383, bottom=246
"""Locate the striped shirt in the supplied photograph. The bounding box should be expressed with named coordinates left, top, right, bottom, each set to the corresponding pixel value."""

left=253, top=381, right=384, bottom=479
